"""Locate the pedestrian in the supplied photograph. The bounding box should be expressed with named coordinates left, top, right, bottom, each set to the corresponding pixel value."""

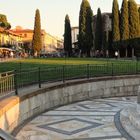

left=10, top=51, right=14, bottom=58
left=115, top=51, right=118, bottom=59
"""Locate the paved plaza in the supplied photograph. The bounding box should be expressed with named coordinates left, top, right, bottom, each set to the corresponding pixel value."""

left=16, top=97, right=137, bottom=140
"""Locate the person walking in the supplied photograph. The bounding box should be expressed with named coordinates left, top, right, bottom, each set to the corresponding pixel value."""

left=115, top=51, right=118, bottom=59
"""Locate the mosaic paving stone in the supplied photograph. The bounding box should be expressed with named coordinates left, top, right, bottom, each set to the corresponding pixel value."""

left=16, top=97, right=137, bottom=140
left=38, top=118, right=102, bottom=135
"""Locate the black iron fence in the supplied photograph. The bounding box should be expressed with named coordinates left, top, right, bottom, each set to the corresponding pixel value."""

left=1, top=62, right=140, bottom=97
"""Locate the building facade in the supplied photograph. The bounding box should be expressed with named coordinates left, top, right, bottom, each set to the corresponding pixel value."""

left=11, top=26, right=35, bottom=52
left=11, top=26, right=63, bottom=54
left=71, top=27, right=79, bottom=49
left=0, top=27, right=23, bottom=48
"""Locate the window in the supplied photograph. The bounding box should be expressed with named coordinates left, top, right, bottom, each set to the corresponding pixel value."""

left=24, top=34, right=27, bottom=37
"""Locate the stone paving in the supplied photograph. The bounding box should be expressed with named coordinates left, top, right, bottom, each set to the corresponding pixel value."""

left=16, top=97, right=137, bottom=140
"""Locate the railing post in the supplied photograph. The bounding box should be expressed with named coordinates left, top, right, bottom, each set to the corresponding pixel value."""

left=107, top=63, right=109, bottom=75
left=62, top=65, right=65, bottom=83
left=14, top=70, right=18, bottom=95
left=136, top=61, right=138, bottom=74
left=38, top=67, right=41, bottom=88
left=87, top=64, right=90, bottom=79
left=19, top=62, right=22, bottom=72
left=112, top=63, right=114, bottom=76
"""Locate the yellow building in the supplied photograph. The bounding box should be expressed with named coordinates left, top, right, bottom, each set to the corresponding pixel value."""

left=11, top=26, right=63, bottom=54
left=41, top=32, right=63, bottom=54
left=10, top=26, right=33, bottom=50
left=0, top=27, right=23, bottom=48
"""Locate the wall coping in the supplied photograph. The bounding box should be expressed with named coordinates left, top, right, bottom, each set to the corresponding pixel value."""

left=0, top=96, right=19, bottom=118
left=19, top=74, right=140, bottom=101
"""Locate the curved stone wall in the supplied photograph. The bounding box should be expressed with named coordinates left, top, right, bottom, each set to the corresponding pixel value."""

left=0, top=75, right=139, bottom=136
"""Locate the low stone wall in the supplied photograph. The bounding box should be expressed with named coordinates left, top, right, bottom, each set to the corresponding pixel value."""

left=0, top=75, right=139, bottom=135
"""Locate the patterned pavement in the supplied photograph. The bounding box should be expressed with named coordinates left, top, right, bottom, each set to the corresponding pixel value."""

left=16, top=97, right=137, bottom=140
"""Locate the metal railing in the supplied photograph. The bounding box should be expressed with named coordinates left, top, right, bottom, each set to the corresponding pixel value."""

left=0, top=71, right=15, bottom=98
left=0, top=129, right=16, bottom=140
left=1, top=62, right=140, bottom=97
left=14, top=62, right=140, bottom=87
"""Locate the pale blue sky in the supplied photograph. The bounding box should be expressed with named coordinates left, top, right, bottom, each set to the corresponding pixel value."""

left=0, top=0, right=140, bottom=38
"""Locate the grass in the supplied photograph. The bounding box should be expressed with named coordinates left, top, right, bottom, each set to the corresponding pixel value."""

left=0, top=58, right=140, bottom=88
left=0, top=57, right=137, bottom=72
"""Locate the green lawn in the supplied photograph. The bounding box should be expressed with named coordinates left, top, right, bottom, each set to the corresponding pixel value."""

left=0, top=58, right=137, bottom=72
left=0, top=58, right=139, bottom=88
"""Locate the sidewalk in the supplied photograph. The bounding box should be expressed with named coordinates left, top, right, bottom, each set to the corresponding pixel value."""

left=17, top=78, right=86, bottom=97
left=17, top=81, right=64, bottom=97
left=0, top=58, right=18, bottom=63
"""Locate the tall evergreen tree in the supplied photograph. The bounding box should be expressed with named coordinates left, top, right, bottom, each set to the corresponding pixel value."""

left=120, top=0, right=129, bottom=57
left=112, top=0, right=120, bottom=53
left=102, top=31, right=109, bottom=57
left=95, top=8, right=102, bottom=51
left=86, top=2, right=94, bottom=57
left=32, top=9, right=42, bottom=56
left=138, top=7, right=140, bottom=26
left=128, top=0, right=140, bottom=56
left=79, top=0, right=93, bottom=57
left=64, top=15, right=72, bottom=57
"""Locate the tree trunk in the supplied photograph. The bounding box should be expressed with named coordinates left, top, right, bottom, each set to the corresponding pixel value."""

left=34, top=51, right=37, bottom=57
left=125, top=48, right=128, bottom=58
left=106, top=50, right=109, bottom=58
left=132, top=47, right=135, bottom=58
left=118, top=50, right=120, bottom=58
left=87, top=50, right=91, bottom=57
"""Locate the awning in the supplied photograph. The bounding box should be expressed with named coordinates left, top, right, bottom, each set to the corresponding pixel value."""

left=0, top=47, right=15, bottom=52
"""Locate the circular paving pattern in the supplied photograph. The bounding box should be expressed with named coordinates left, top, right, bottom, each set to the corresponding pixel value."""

left=16, top=97, right=137, bottom=140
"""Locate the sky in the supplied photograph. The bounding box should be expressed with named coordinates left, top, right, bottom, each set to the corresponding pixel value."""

left=0, top=0, right=140, bottom=38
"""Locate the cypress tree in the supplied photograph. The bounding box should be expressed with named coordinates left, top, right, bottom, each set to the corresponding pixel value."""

left=86, top=2, right=93, bottom=57
left=32, top=9, right=42, bottom=56
left=79, top=0, right=93, bottom=57
left=120, top=0, right=129, bottom=57
left=64, top=15, right=72, bottom=57
left=95, top=8, right=102, bottom=51
left=128, top=0, right=140, bottom=56
left=138, top=7, right=140, bottom=56
left=102, top=31, right=109, bottom=57
left=138, top=7, right=140, bottom=26
left=112, top=0, right=120, bottom=52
